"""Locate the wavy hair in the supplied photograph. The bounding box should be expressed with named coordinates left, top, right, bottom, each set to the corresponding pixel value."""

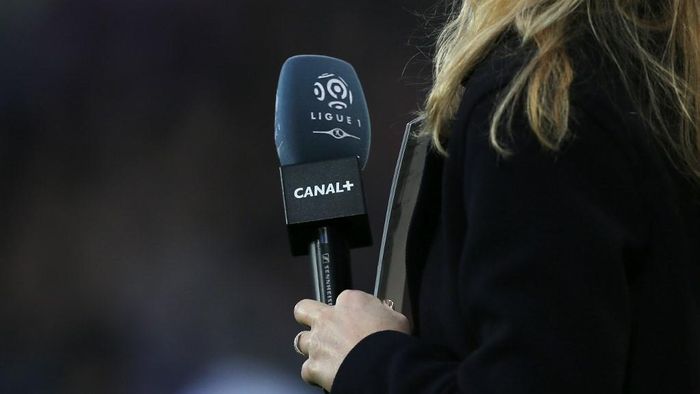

left=423, top=0, right=700, bottom=181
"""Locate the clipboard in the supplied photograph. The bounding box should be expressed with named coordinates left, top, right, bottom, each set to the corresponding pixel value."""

left=373, top=117, right=429, bottom=314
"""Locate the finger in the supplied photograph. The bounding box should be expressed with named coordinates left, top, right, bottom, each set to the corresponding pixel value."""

left=294, top=299, right=329, bottom=326
left=302, top=357, right=330, bottom=391
left=301, top=358, right=317, bottom=385
left=336, top=289, right=375, bottom=306
left=294, top=331, right=309, bottom=356
left=336, top=289, right=361, bottom=305
left=295, top=330, right=311, bottom=356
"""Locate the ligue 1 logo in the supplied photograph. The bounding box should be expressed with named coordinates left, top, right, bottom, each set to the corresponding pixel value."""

left=310, top=72, right=363, bottom=141
left=313, top=73, right=354, bottom=110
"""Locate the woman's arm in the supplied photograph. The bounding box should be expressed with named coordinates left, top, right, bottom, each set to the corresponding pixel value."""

left=330, top=89, right=648, bottom=393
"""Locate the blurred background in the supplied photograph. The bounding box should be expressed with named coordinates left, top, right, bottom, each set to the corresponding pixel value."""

left=0, top=0, right=440, bottom=393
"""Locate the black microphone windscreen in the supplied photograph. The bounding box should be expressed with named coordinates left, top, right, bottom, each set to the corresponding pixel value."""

left=275, top=55, right=371, bottom=169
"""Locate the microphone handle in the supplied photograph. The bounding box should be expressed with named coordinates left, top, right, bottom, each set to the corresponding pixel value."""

left=309, top=226, right=352, bottom=306
left=309, top=226, right=351, bottom=394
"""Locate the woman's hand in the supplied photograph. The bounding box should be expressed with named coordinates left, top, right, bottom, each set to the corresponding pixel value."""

left=293, top=289, right=411, bottom=391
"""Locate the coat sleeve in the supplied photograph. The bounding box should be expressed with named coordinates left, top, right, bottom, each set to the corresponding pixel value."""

left=330, top=89, right=649, bottom=394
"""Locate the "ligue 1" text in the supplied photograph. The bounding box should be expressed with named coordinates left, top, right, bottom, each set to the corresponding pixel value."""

left=310, top=112, right=363, bottom=128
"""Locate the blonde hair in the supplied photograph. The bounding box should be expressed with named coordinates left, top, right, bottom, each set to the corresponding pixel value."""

left=423, top=0, right=700, bottom=181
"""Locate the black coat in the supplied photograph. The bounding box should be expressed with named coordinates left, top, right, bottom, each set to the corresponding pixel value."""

left=331, top=39, right=700, bottom=393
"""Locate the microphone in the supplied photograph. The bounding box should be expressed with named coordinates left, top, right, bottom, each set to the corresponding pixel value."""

left=275, top=55, right=372, bottom=306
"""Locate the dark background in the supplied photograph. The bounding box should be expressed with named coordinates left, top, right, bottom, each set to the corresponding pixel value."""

left=0, top=1, right=440, bottom=392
